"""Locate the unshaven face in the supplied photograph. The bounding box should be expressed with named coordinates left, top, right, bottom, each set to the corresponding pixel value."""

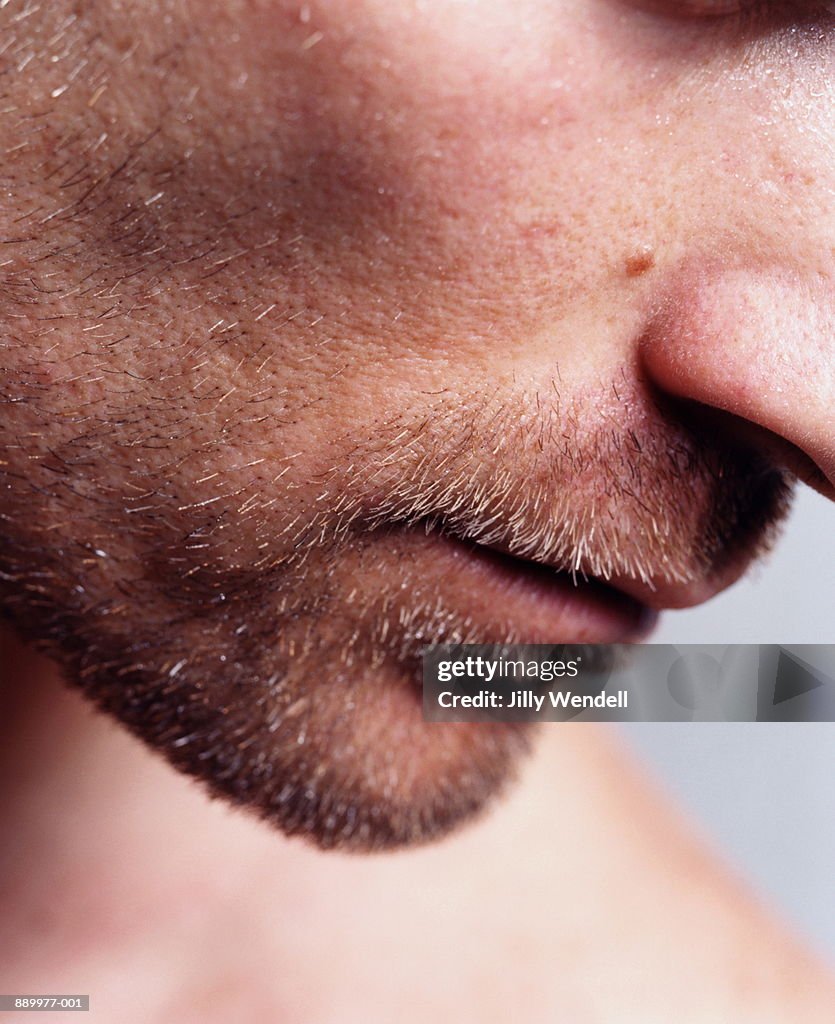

left=0, top=0, right=832, bottom=848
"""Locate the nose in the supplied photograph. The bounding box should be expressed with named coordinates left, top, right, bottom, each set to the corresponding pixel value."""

left=640, top=264, right=835, bottom=500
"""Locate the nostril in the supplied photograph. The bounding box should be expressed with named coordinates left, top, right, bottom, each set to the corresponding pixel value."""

left=653, top=397, right=835, bottom=501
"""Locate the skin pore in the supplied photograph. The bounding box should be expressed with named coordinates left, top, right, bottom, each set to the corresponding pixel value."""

left=0, top=0, right=834, bottom=1017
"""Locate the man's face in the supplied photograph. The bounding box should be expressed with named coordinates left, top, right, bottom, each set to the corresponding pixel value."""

left=1, top=0, right=832, bottom=848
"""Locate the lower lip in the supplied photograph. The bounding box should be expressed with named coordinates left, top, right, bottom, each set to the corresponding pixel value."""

left=396, top=529, right=657, bottom=643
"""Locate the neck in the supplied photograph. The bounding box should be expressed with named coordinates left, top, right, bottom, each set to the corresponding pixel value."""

left=1, top=625, right=832, bottom=1021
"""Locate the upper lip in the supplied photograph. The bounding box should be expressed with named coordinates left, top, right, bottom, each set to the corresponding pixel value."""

left=600, top=567, right=740, bottom=611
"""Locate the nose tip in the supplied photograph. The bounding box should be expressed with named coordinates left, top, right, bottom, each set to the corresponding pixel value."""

left=639, top=266, right=835, bottom=499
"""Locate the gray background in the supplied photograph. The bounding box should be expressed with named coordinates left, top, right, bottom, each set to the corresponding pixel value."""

left=620, top=486, right=835, bottom=963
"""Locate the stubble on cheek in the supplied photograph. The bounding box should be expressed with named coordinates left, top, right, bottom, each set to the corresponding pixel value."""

left=0, top=7, right=544, bottom=850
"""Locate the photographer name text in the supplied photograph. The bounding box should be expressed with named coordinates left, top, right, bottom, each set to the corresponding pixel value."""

left=437, top=688, right=628, bottom=711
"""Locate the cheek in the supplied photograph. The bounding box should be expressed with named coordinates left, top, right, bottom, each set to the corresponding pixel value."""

left=218, top=0, right=613, bottom=310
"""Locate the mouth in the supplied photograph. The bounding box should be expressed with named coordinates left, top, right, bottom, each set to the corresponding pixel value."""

left=389, top=526, right=660, bottom=645
left=384, top=503, right=779, bottom=649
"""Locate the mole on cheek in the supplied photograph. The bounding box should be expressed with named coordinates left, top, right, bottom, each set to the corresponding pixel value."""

left=624, top=247, right=655, bottom=278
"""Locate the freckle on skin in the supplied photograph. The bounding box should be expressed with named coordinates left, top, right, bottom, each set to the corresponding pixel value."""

left=624, top=247, right=655, bottom=278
